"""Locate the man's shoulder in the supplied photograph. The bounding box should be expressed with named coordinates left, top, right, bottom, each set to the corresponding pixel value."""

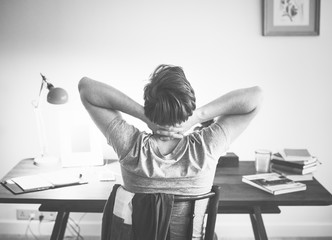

left=188, top=122, right=227, bottom=140
left=186, top=122, right=229, bottom=154
left=107, top=117, right=140, bottom=134
left=106, top=117, right=145, bottom=157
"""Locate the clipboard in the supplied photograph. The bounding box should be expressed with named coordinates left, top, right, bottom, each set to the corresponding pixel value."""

left=2, top=179, right=27, bottom=194
left=1, top=170, right=88, bottom=194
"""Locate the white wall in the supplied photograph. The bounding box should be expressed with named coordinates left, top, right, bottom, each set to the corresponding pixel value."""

left=1, top=0, right=332, bottom=238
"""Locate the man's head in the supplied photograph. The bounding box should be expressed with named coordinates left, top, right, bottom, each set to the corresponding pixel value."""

left=144, top=64, right=196, bottom=126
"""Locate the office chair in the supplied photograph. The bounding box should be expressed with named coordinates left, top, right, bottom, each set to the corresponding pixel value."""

left=173, top=185, right=221, bottom=240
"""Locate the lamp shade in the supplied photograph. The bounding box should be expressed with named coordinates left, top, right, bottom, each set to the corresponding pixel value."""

left=47, top=87, right=68, bottom=104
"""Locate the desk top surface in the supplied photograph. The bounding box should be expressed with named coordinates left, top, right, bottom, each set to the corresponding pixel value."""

left=214, top=163, right=332, bottom=206
left=1, top=159, right=332, bottom=208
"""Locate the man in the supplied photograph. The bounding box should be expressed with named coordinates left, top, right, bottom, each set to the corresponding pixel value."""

left=79, top=64, right=263, bottom=239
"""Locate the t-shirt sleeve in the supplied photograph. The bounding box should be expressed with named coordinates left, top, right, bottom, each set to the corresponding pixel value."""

left=199, top=122, right=230, bottom=159
left=105, top=117, right=141, bottom=160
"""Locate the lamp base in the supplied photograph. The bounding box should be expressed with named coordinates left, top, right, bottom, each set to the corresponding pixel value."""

left=34, top=155, right=59, bottom=167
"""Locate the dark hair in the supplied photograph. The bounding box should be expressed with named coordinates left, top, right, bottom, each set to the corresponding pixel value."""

left=144, top=64, right=196, bottom=126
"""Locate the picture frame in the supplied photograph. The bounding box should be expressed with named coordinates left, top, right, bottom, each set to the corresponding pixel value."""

left=263, top=0, right=320, bottom=36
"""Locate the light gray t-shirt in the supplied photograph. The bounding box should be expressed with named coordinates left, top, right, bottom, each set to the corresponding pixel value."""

left=106, top=117, right=229, bottom=195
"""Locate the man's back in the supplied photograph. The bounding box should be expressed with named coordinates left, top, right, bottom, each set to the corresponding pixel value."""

left=106, top=117, right=228, bottom=195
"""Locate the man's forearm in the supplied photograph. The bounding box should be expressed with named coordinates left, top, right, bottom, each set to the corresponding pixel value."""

left=195, top=86, right=263, bottom=123
left=78, top=77, right=147, bottom=122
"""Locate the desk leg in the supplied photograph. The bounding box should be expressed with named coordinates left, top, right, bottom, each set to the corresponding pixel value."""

left=50, top=210, right=70, bottom=240
left=249, top=206, right=268, bottom=240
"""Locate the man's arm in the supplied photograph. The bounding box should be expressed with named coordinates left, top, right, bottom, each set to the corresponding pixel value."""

left=202, top=86, right=263, bottom=144
left=78, top=77, right=151, bottom=136
left=159, top=86, right=263, bottom=143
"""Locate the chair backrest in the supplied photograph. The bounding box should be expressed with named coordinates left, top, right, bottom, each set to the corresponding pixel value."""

left=173, top=185, right=221, bottom=240
left=103, top=184, right=221, bottom=240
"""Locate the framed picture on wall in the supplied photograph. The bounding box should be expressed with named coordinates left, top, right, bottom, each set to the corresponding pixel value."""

left=263, top=0, right=320, bottom=36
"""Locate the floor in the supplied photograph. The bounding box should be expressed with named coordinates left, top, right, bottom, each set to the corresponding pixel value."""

left=0, top=237, right=98, bottom=240
left=1, top=236, right=331, bottom=240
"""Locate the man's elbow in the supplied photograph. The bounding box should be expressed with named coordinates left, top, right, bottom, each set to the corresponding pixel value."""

left=78, top=77, right=92, bottom=107
left=78, top=77, right=90, bottom=93
left=252, top=86, right=264, bottom=111
left=252, top=86, right=263, bottom=101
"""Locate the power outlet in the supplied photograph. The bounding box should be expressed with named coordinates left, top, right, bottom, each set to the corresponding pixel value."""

left=40, top=211, right=57, bottom=221
left=16, top=209, right=37, bottom=220
left=16, top=209, right=56, bottom=221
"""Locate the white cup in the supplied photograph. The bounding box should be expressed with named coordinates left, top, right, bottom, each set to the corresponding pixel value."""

left=255, top=149, right=271, bottom=173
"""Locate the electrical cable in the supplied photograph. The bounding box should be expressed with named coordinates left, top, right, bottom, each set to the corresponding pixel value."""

left=38, top=214, right=44, bottom=236
left=71, top=217, right=84, bottom=240
left=24, top=214, right=39, bottom=240
left=77, top=213, right=87, bottom=225
left=65, top=217, right=84, bottom=240
left=70, top=213, right=87, bottom=240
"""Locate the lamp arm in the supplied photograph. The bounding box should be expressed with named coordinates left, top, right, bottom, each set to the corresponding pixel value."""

left=40, top=73, right=55, bottom=90
left=31, top=73, right=65, bottom=165
left=32, top=74, right=49, bottom=157
left=33, top=103, right=49, bottom=158
left=33, top=74, right=47, bottom=109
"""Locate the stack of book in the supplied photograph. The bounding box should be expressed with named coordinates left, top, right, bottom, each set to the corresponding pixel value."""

left=270, top=149, right=319, bottom=181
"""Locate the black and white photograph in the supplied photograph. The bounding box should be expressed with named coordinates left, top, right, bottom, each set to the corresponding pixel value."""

left=0, top=1, right=331, bottom=240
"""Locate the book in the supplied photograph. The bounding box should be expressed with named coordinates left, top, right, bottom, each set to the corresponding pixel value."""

left=242, top=173, right=307, bottom=195
left=270, top=162, right=317, bottom=175
left=271, top=153, right=318, bottom=169
left=1, top=170, right=87, bottom=194
left=279, top=148, right=313, bottom=162
left=271, top=168, right=313, bottom=181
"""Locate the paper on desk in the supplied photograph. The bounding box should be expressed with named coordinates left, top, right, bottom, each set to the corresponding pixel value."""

left=10, top=169, right=85, bottom=191
left=11, top=175, right=53, bottom=191
left=40, top=170, right=84, bottom=186
left=97, top=169, right=116, bottom=181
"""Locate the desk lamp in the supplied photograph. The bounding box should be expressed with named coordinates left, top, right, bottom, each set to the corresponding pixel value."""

left=32, top=73, right=68, bottom=166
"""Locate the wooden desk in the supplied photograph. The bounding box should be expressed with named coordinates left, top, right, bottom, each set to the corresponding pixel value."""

left=0, top=159, right=114, bottom=240
left=214, top=162, right=332, bottom=239
left=1, top=159, right=332, bottom=240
